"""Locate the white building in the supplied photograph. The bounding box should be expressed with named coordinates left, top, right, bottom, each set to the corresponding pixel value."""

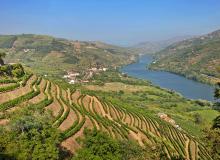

left=69, top=80, right=75, bottom=84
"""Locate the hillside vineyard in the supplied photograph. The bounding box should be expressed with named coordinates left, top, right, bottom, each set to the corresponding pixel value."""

left=0, top=74, right=212, bottom=160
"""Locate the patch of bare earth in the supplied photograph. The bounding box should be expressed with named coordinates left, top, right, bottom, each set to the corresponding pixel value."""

left=71, top=90, right=81, bottom=104
left=128, top=130, right=144, bottom=147
left=0, top=75, right=36, bottom=103
left=45, top=83, right=61, bottom=117
left=61, top=116, right=93, bottom=153
left=29, top=79, right=46, bottom=104
left=59, top=109, right=77, bottom=131
left=81, top=95, right=91, bottom=112
left=189, top=140, right=196, bottom=160
left=93, top=97, right=113, bottom=120
left=185, top=138, right=190, bottom=160
left=0, top=119, right=9, bottom=125
left=0, top=83, right=16, bottom=87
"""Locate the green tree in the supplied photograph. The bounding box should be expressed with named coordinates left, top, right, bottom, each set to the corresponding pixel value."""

left=73, top=129, right=121, bottom=160
left=193, top=113, right=203, bottom=124
left=0, top=51, right=6, bottom=66
left=0, top=105, right=61, bottom=160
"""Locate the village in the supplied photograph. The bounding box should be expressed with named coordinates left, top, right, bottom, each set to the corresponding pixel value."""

left=63, top=66, right=108, bottom=84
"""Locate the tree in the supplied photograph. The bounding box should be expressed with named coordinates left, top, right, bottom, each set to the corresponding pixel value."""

left=213, top=115, right=220, bottom=129
left=0, top=51, right=6, bottom=66
left=73, top=129, right=121, bottom=160
left=214, top=82, right=220, bottom=110
left=0, top=105, right=61, bottom=160
left=193, top=113, right=203, bottom=124
left=203, top=85, right=220, bottom=159
left=73, top=129, right=163, bottom=160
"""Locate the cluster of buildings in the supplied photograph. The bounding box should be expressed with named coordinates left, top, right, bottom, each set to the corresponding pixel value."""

left=63, top=67, right=108, bottom=84
left=157, top=113, right=181, bottom=130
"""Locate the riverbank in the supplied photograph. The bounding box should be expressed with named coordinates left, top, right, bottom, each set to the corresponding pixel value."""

left=149, top=64, right=220, bottom=86
left=121, top=55, right=214, bottom=101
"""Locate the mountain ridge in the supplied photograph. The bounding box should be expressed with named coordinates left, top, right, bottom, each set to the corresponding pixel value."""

left=149, top=29, right=220, bottom=84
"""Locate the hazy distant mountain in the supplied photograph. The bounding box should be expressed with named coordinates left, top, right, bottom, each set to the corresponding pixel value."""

left=130, top=36, right=193, bottom=54
left=150, top=29, right=220, bottom=84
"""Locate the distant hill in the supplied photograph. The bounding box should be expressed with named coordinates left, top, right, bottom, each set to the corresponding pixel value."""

left=149, top=29, right=220, bottom=84
left=130, top=36, right=193, bottom=55
left=0, top=34, right=133, bottom=75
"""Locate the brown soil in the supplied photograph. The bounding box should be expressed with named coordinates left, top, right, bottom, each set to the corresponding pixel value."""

left=0, top=119, right=9, bottom=125
left=128, top=130, right=144, bottom=147
left=185, top=138, right=190, bottom=160
left=62, top=89, right=67, bottom=101
left=189, top=140, right=196, bottom=160
left=39, top=79, right=46, bottom=92
left=29, top=79, right=46, bottom=104
left=81, top=95, right=91, bottom=113
left=93, top=97, right=113, bottom=120
left=0, top=75, right=36, bottom=103
left=0, top=83, right=16, bottom=87
left=46, top=100, right=61, bottom=117
left=60, top=116, right=93, bottom=153
left=59, top=109, right=77, bottom=131
left=71, top=90, right=81, bottom=104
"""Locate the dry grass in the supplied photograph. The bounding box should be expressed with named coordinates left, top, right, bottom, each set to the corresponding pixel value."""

left=84, top=82, right=155, bottom=92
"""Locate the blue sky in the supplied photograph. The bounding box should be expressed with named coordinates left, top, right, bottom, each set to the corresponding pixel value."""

left=0, top=0, right=220, bottom=45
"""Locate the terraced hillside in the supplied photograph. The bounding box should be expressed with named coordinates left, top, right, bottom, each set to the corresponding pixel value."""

left=0, top=73, right=213, bottom=160
left=149, top=29, right=220, bottom=84
left=0, top=34, right=133, bottom=75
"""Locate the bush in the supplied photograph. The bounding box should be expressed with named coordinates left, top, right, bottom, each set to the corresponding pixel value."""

left=0, top=63, right=25, bottom=78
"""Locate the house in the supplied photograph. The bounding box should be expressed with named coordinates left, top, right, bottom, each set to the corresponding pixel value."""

left=68, top=73, right=80, bottom=77
left=63, top=75, right=70, bottom=78
left=69, top=80, right=75, bottom=84
left=23, top=49, right=30, bottom=53
left=90, top=67, right=98, bottom=71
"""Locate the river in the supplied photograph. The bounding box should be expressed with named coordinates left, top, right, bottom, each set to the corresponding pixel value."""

left=121, top=55, right=214, bottom=101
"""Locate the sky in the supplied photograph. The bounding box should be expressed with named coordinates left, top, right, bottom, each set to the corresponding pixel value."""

left=0, top=0, right=220, bottom=46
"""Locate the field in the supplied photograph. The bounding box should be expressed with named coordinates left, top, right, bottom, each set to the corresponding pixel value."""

left=0, top=70, right=217, bottom=159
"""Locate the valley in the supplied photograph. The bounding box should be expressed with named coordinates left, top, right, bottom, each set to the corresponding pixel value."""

left=149, top=30, right=220, bottom=85
left=1, top=1, right=220, bottom=159
left=0, top=70, right=217, bottom=159
left=0, top=31, right=219, bottom=159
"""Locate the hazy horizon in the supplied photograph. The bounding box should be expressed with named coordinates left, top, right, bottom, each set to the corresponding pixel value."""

left=1, top=0, right=220, bottom=46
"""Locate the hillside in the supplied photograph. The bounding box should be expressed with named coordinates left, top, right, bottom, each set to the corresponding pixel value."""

left=149, top=30, right=220, bottom=84
left=130, top=36, right=192, bottom=55
left=0, top=66, right=218, bottom=159
left=0, top=34, right=133, bottom=75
